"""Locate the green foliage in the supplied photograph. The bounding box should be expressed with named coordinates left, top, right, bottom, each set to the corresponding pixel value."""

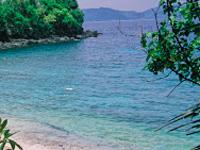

left=142, top=0, right=200, bottom=85
left=0, top=118, right=22, bottom=150
left=0, top=0, right=84, bottom=41
left=141, top=0, right=200, bottom=149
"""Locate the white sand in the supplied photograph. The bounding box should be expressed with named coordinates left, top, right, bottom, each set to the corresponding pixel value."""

left=4, top=116, right=115, bottom=150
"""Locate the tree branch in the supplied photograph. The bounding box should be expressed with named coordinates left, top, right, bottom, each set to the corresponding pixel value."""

left=166, top=80, right=185, bottom=97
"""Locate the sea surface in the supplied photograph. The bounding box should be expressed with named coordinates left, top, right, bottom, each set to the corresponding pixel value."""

left=0, top=20, right=200, bottom=150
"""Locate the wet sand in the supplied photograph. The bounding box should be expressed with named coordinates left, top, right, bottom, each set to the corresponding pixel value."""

left=4, top=116, right=114, bottom=150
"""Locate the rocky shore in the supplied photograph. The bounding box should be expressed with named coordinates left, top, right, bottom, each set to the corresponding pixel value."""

left=0, top=30, right=101, bottom=50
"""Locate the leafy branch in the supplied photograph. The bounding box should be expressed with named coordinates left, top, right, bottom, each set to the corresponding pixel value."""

left=0, top=118, right=22, bottom=150
left=141, top=0, right=200, bottom=149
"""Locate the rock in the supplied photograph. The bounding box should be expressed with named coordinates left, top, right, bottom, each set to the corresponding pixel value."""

left=27, top=39, right=35, bottom=45
left=12, top=42, right=22, bottom=47
left=64, top=36, right=70, bottom=41
left=59, top=37, right=66, bottom=42
left=75, top=35, right=83, bottom=39
left=0, top=31, right=101, bottom=50
left=70, top=37, right=75, bottom=40
left=83, top=30, right=102, bottom=38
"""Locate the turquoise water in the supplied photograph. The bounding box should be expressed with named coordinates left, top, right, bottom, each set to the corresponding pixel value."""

left=0, top=20, right=200, bottom=150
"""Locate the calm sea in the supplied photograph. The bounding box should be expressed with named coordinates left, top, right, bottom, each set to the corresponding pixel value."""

left=0, top=20, right=199, bottom=150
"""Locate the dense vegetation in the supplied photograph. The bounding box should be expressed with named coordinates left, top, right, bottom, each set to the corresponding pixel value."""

left=0, top=0, right=84, bottom=42
left=141, top=0, right=200, bottom=149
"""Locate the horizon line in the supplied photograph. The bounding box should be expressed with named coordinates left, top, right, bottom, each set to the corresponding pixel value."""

left=81, top=6, right=158, bottom=13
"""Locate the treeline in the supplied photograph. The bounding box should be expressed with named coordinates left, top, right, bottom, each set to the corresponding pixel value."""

left=0, top=0, right=84, bottom=42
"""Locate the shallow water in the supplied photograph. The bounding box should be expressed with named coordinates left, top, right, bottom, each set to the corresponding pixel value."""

left=0, top=20, right=200, bottom=150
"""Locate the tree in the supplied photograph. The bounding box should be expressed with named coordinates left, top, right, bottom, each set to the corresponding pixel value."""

left=66, top=0, right=78, bottom=9
left=141, top=0, right=200, bottom=149
left=0, top=5, right=10, bottom=42
left=0, top=0, right=84, bottom=41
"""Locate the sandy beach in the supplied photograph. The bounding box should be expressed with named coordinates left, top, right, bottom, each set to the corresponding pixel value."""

left=4, top=116, right=114, bottom=150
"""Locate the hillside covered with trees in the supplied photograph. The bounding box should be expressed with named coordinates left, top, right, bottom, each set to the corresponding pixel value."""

left=0, top=0, right=84, bottom=42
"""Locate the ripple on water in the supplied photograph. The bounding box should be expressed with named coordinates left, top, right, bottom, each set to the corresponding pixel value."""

left=0, top=20, right=199, bottom=150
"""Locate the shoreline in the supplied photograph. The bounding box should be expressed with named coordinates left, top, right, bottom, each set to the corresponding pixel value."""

left=0, top=30, right=101, bottom=50
left=4, top=115, right=115, bottom=150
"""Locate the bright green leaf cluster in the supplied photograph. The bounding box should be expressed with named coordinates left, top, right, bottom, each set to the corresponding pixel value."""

left=0, top=0, right=84, bottom=42
left=0, top=118, right=22, bottom=150
left=141, top=0, right=200, bottom=85
left=141, top=1, right=200, bottom=149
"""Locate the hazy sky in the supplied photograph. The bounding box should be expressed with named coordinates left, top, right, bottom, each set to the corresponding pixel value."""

left=77, top=0, right=159, bottom=12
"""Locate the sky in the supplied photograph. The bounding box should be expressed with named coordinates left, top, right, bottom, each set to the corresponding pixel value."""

left=77, top=0, right=159, bottom=12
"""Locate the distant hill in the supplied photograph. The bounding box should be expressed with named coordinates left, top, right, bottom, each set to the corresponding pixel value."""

left=83, top=7, right=164, bottom=21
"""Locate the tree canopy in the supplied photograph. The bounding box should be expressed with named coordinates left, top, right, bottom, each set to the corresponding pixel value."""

left=142, top=0, right=200, bottom=85
left=141, top=0, right=200, bottom=149
left=0, top=0, right=84, bottom=42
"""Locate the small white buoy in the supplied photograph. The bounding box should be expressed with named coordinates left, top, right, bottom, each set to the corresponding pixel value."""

left=65, top=88, right=73, bottom=91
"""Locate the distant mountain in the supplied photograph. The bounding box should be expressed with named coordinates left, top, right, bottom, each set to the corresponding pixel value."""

left=83, top=7, right=164, bottom=21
